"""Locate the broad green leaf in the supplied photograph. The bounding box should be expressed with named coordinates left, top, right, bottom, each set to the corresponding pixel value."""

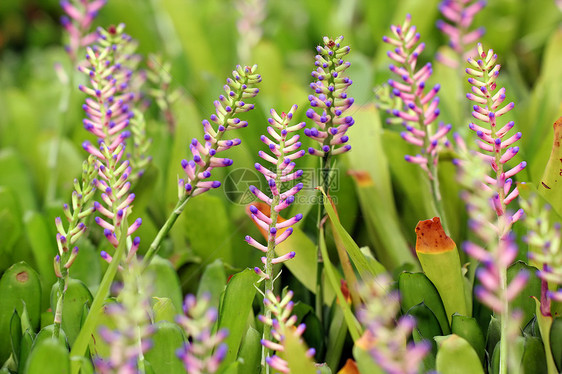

left=415, top=218, right=469, bottom=321
left=197, top=259, right=227, bottom=312
left=507, top=261, right=541, bottom=328
left=50, top=278, right=93, bottom=347
left=0, top=150, right=37, bottom=212
left=451, top=314, right=486, bottom=367
left=144, top=321, right=186, bottom=374
left=0, top=262, right=41, bottom=364
left=533, top=298, right=558, bottom=374
left=346, top=105, right=416, bottom=270
left=551, top=317, right=562, bottom=372
left=237, top=327, right=261, bottom=374
left=152, top=298, right=177, bottom=323
left=435, top=334, right=485, bottom=374
left=183, top=194, right=235, bottom=266
left=326, top=302, right=346, bottom=370
left=0, top=186, right=23, bottom=257
left=146, top=256, right=183, bottom=313
left=19, top=329, right=33, bottom=373
left=23, top=338, right=69, bottom=374
left=399, top=272, right=451, bottom=335
left=217, top=269, right=259, bottom=370
left=23, top=212, right=57, bottom=306
left=407, top=303, right=442, bottom=370
left=9, top=310, right=21, bottom=367
left=521, top=335, right=548, bottom=374
left=537, top=117, right=562, bottom=216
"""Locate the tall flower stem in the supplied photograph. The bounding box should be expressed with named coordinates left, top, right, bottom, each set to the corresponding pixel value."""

left=305, top=36, right=354, bottom=321
left=70, top=223, right=128, bottom=374
left=143, top=65, right=260, bottom=267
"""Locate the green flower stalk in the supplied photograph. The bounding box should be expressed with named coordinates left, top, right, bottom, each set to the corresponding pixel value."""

left=52, top=156, right=98, bottom=339
left=146, top=54, right=181, bottom=133
left=245, top=105, right=305, bottom=370
left=142, top=65, right=261, bottom=266
left=305, top=35, right=354, bottom=322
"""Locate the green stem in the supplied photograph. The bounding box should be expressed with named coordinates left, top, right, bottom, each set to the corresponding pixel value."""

left=70, top=225, right=128, bottom=374
left=52, top=274, right=67, bottom=339
left=498, top=268, right=509, bottom=374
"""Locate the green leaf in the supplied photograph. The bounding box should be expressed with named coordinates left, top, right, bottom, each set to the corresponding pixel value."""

left=521, top=335, right=548, bottom=374
left=345, top=105, right=417, bottom=270
left=216, top=269, right=259, bottom=370
left=35, top=325, right=68, bottom=349
left=507, top=261, right=541, bottom=327
left=451, top=314, right=486, bottom=367
left=144, top=321, right=186, bottom=374
left=435, top=334, right=485, bottom=374
left=550, top=317, right=562, bottom=372
left=398, top=272, right=451, bottom=335
left=321, top=189, right=385, bottom=280
left=9, top=310, right=21, bottom=367
left=23, top=338, right=70, bottom=374
left=0, top=186, right=23, bottom=257
left=183, top=194, right=235, bottom=266
left=152, top=298, right=177, bottom=323
left=0, top=150, right=37, bottom=212
left=19, top=329, right=34, bottom=373
left=415, top=218, right=469, bottom=322
left=146, top=256, right=183, bottom=314
left=23, top=212, right=58, bottom=306
left=237, top=327, right=261, bottom=374
left=407, top=303, right=442, bottom=370
left=533, top=298, right=558, bottom=374
left=196, top=259, right=227, bottom=312
left=50, top=278, right=93, bottom=347
left=0, top=262, right=42, bottom=364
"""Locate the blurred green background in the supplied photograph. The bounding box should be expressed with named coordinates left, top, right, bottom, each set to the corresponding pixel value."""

left=0, top=0, right=561, bottom=303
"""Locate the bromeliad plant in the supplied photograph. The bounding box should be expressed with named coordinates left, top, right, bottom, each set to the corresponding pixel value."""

left=3, top=2, right=562, bottom=374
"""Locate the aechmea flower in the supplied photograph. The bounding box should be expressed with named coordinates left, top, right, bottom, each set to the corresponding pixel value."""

left=436, top=0, right=486, bottom=68
left=175, top=294, right=228, bottom=374
left=383, top=14, right=451, bottom=178
left=305, top=36, right=354, bottom=160
left=465, top=43, right=525, bottom=228
left=245, top=105, right=305, bottom=281
left=235, top=0, right=265, bottom=61
left=53, top=156, right=98, bottom=286
left=129, top=108, right=152, bottom=182
left=93, top=142, right=141, bottom=263
left=520, top=195, right=562, bottom=312
left=259, top=290, right=316, bottom=373
left=79, top=25, right=140, bottom=152
left=60, top=0, right=107, bottom=61
left=356, top=275, right=430, bottom=374
left=178, top=65, right=261, bottom=198
left=94, top=260, right=154, bottom=373
left=146, top=54, right=181, bottom=132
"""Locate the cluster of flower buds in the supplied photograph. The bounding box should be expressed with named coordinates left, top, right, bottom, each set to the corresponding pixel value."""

left=79, top=24, right=140, bottom=151
left=178, top=65, right=261, bottom=198
left=458, top=156, right=528, bottom=316
left=129, top=108, right=152, bottom=182
left=94, top=261, right=154, bottom=373
left=92, top=142, right=142, bottom=264
left=520, top=195, right=562, bottom=310
left=146, top=54, right=181, bottom=132
left=383, top=15, right=452, bottom=178
left=465, top=43, right=526, bottom=228
left=305, top=36, right=354, bottom=160
left=356, top=275, right=430, bottom=374
left=60, top=0, right=107, bottom=62
left=259, top=290, right=316, bottom=373
left=245, top=106, right=305, bottom=281
left=53, top=156, right=98, bottom=278
left=436, top=0, right=487, bottom=68
left=175, top=294, right=228, bottom=374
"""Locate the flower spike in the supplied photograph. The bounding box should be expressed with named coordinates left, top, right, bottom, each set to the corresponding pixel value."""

left=60, top=0, right=107, bottom=61
left=305, top=36, right=354, bottom=159
left=180, top=65, right=261, bottom=198
left=436, top=0, right=487, bottom=68
left=383, top=15, right=451, bottom=179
